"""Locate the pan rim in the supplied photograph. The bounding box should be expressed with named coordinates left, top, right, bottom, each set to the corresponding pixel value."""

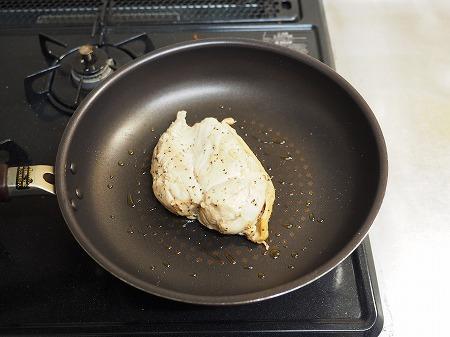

left=55, top=38, right=388, bottom=305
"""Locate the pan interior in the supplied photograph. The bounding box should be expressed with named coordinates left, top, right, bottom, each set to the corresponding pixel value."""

left=59, top=43, right=382, bottom=300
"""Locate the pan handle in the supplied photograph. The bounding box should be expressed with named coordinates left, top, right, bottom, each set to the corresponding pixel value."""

left=0, top=164, right=55, bottom=201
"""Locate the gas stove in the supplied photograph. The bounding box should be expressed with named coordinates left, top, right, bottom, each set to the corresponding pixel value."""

left=0, top=1, right=383, bottom=336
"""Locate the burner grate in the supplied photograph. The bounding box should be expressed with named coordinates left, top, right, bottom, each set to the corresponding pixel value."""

left=0, top=0, right=299, bottom=25
left=24, top=33, right=154, bottom=114
left=23, top=0, right=155, bottom=115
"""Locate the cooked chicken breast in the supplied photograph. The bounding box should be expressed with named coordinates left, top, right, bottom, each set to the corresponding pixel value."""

left=151, top=111, right=275, bottom=246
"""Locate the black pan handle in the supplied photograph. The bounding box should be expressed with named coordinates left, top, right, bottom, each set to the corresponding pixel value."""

left=0, top=164, right=55, bottom=202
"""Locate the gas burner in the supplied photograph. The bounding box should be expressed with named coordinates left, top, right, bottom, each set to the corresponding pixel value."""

left=71, top=44, right=115, bottom=90
left=24, top=33, right=154, bottom=115
left=24, top=1, right=153, bottom=115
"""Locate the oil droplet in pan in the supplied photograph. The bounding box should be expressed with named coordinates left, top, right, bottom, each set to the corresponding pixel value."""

left=283, top=224, right=293, bottom=229
left=291, top=252, right=299, bottom=259
left=288, top=265, right=295, bottom=270
left=258, top=273, right=266, bottom=279
left=128, top=150, right=134, bottom=155
left=269, top=249, right=280, bottom=259
left=107, top=184, right=113, bottom=189
left=127, top=193, right=136, bottom=208
left=190, top=273, right=197, bottom=278
left=118, top=161, right=125, bottom=166
left=163, top=262, right=170, bottom=268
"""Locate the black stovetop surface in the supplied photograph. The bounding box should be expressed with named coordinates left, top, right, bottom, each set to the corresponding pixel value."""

left=0, top=1, right=382, bottom=336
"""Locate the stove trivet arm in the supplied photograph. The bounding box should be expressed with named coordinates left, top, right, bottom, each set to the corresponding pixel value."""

left=24, top=64, right=61, bottom=102
left=112, top=33, right=156, bottom=56
left=74, top=77, right=84, bottom=106
left=92, top=0, right=114, bottom=46
left=0, top=164, right=55, bottom=202
left=39, top=34, right=67, bottom=64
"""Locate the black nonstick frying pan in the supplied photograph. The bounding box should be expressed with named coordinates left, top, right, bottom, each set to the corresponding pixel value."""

left=0, top=39, right=387, bottom=305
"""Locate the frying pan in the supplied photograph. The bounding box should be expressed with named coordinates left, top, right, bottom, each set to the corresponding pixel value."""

left=0, top=39, right=387, bottom=305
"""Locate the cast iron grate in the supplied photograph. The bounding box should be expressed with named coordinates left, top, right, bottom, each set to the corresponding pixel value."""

left=0, top=0, right=299, bottom=25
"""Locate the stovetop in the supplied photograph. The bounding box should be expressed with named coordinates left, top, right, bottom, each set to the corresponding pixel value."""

left=0, top=1, right=383, bottom=336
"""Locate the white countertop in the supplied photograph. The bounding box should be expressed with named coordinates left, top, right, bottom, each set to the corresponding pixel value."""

left=323, top=0, right=450, bottom=336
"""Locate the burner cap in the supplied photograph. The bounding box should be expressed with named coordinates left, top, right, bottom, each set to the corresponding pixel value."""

left=79, top=44, right=94, bottom=56
left=72, top=44, right=108, bottom=76
left=71, top=45, right=114, bottom=90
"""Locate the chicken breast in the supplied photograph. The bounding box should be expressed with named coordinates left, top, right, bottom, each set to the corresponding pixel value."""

left=151, top=111, right=275, bottom=247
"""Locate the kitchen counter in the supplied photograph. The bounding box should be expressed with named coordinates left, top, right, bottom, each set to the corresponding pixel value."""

left=323, top=1, right=450, bottom=336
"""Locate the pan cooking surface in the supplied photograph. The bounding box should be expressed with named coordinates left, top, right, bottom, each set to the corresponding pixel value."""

left=57, top=40, right=385, bottom=304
